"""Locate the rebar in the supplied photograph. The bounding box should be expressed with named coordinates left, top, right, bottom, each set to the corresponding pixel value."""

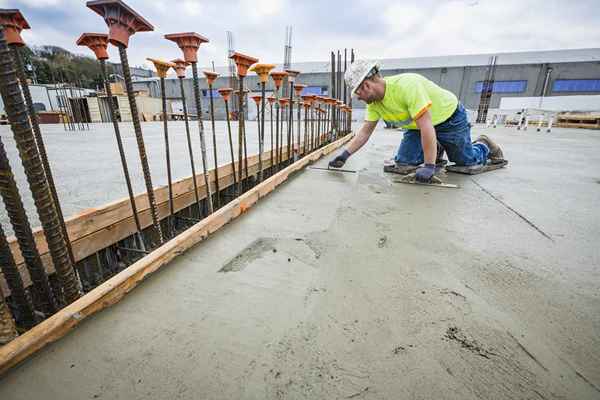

left=10, top=45, right=75, bottom=266
left=287, top=82, right=294, bottom=163
left=259, top=85, right=267, bottom=182
left=253, top=96, right=263, bottom=182
left=0, top=29, right=80, bottom=304
left=0, top=222, right=35, bottom=329
left=296, top=96, right=301, bottom=158
left=0, top=285, right=18, bottom=345
left=178, top=76, right=202, bottom=217
left=207, top=82, right=220, bottom=207
left=269, top=99, right=274, bottom=171
left=275, top=99, right=280, bottom=167
left=117, top=44, right=164, bottom=244
left=159, top=76, right=175, bottom=237
left=223, top=97, right=237, bottom=190
left=190, top=63, right=214, bottom=213
left=98, top=59, right=146, bottom=251
left=237, top=77, right=245, bottom=195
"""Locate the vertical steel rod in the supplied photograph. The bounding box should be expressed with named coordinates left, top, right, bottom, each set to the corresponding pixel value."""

left=10, top=45, right=75, bottom=266
left=117, top=44, right=164, bottom=244
left=99, top=59, right=146, bottom=251
left=190, top=62, right=214, bottom=214
left=0, top=221, right=35, bottom=329
left=223, top=98, right=237, bottom=191
left=0, top=137, right=56, bottom=316
left=0, top=30, right=80, bottom=304
left=259, top=84, right=267, bottom=182
left=237, top=77, right=245, bottom=195
left=207, top=82, right=220, bottom=208
left=159, top=76, right=174, bottom=237
left=178, top=76, right=202, bottom=217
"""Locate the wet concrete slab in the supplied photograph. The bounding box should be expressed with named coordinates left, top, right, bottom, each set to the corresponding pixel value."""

left=0, top=125, right=599, bottom=399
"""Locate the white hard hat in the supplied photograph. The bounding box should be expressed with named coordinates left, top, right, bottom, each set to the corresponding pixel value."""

left=345, top=60, right=380, bottom=96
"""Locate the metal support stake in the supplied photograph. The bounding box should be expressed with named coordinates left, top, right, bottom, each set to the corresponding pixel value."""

left=117, top=45, right=164, bottom=244
left=159, top=75, right=175, bottom=237
left=0, top=285, right=18, bottom=344
left=177, top=75, right=202, bottom=217
left=0, top=222, right=35, bottom=329
left=0, top=30, right=80, bottom=304
left=99, top=59, right=146, bottom=251
left=0, top=137, right=56, bottom=316
left=10, top=45, right=75, bottom=266
left=204, top=72, right=220, bottom=208
left=259, top=84, right=267, bottom=181
left=221, top=95, right=237, bottom=191
left=190, top=63, right=214, bottom=213
left=237, top=77, right=245, bottom=195
left=287, top=81, right=294, bottom=163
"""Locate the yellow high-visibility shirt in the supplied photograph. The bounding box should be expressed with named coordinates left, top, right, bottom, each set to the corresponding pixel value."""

left=365, top=73, right=458, bottom=130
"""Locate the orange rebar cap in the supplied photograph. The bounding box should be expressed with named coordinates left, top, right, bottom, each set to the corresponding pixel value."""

left=249, top=63, right=276, bottom=83
left=164, top=32, right=209, bottom=63
left=171, top=59, right=189, bottom=78
left=0, top=9, right=30, bottom=46
left=76, top=33, right=109, bottom=60
left=267, top=96, right=276, bottom=104
left=278, top=98, right=289, bottom=106
left=293, top=84, right=307, bottom=96
left=269, top=71, right=288, bottom=89
left=86, top=0, right=154, bottom=48
left=229, top=52, right=259, bottom=77
left=218, top=87, right=234, bottom=101
left=250, top=95, right=262, bottom=105
left=203, top=70, right=219, bottom=85
left=147, top=58, right=175, bottom=78
left=285, top=69, right=300, bottom=83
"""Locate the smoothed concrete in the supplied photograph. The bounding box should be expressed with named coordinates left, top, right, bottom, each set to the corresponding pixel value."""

left=0, top=125, right=599, bottom=399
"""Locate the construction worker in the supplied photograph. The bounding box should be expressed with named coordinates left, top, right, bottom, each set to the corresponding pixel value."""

left=329, top=60, right=504, bottom=182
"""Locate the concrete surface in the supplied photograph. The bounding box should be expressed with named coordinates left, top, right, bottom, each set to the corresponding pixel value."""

left=0, top=120, right=291, bottom=232
left=0, top=124, right=599, bottom=399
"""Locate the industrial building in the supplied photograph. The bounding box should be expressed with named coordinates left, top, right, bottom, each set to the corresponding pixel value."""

left=2, top=47, right=599, bottom=124
left=127, top=47, right=600, bottom=121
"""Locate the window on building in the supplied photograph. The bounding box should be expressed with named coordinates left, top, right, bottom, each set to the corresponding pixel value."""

left=474, top=80, right=527, bottom=93
left=552, top=79, right=600, bottom=92
left=300, top=86, right=323, bottom=96
left=201, top=89, right=220, bottom=98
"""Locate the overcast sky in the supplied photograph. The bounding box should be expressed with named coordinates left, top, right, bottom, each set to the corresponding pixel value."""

left=3, top=0, right=600, bottom=71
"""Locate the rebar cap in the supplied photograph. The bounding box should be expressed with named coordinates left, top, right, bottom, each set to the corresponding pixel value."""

left=146, top=58, right=175, bottom=78
left=269, top=71, right=288, bottom=89
left=86, top=0, right=154, bottom=48
left=203, top=70, right=219, bottom=85
left=217, top=87, right=233, bottom=101
left=285, top=69, right=300, bottom=83
left=267, top=96, right=276, bottom=104
left=76, top=33, right=110, bottom=60
left=164, top=32, right=209, bottom=63
left=293, top=84, right=307, bottom=96
left=171, top=58, right=189, bottom=78
left=0, top=9, right=30, bottom=46
left=229, top=52, right=259, bottom=77
left=249, top=63, right=276, bottom=83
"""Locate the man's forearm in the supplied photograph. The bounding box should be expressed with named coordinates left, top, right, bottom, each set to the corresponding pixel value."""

left=346, top=124, right=373, bottom=154
left=420, top=125, right=437, bottom=164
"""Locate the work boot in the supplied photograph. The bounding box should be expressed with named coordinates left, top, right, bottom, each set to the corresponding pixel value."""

left=474, top=135, right=504, bottom=163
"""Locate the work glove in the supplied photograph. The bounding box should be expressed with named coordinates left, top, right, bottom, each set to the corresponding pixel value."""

left=415, top=164, right=436, bottom=183
left=328, top=150, right=351, bottom=168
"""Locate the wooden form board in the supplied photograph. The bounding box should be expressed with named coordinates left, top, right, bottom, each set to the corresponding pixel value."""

left=0, top=134, right=338, bottom=295
left=0, top=133, right=352, bottom=375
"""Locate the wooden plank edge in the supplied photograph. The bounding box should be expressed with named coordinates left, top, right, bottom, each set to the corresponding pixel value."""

left=0, top=133, right=352, bottom=375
